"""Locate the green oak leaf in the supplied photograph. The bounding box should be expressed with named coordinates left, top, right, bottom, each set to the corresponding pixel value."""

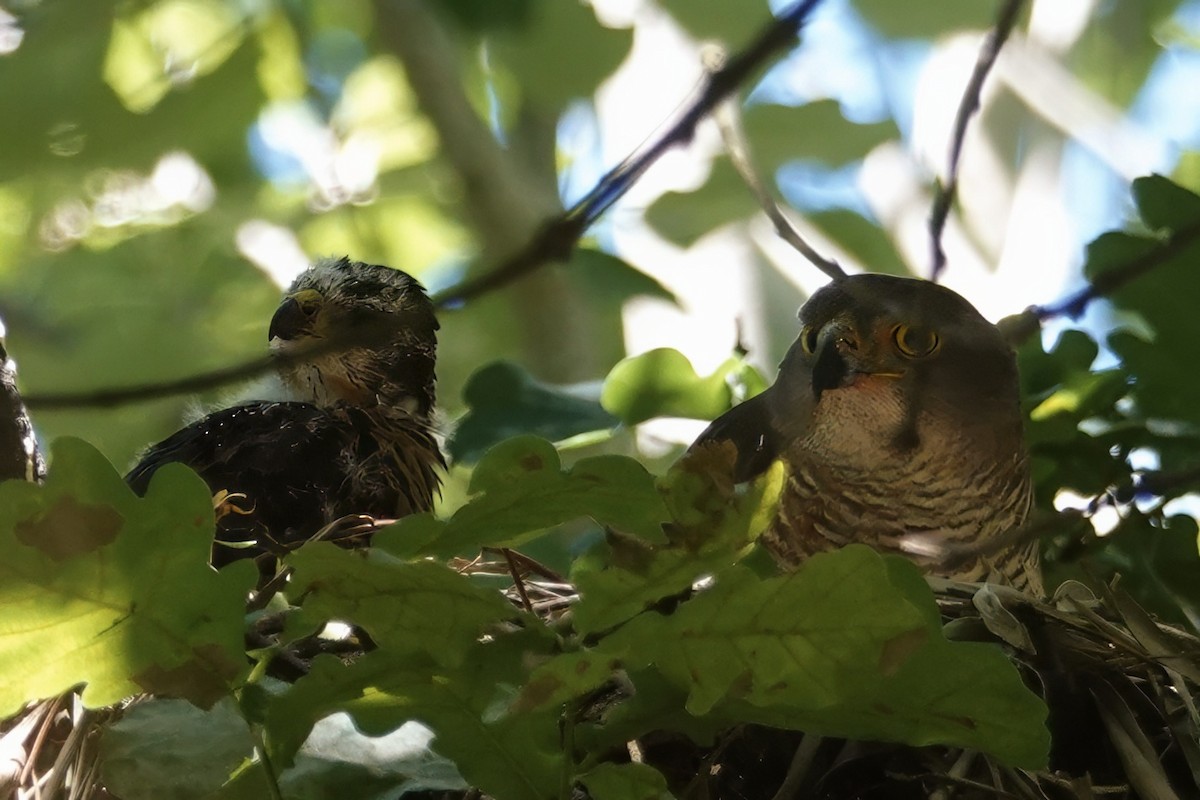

left=0, top=438, right=253, bottom=716
left=644, top=102, right=899, bottom=247
left=578, top=762, right=675, bottom=800
left=570, top=247, right=677, bottom=306
left=567, top=444, right=782, bottom=636
left=1133, top=173, right=1200, bottom=232
left=529, top=547, right=1049, bottom=769
left=287, top=545, right=520, bottom=666
left=744, top=100, right=899, bottom=173
left=266, top=633, right=561, bottom=800
left=658, top=0, right=771, bottom=43
left=807, top=208, right=908, bottom=276
left=376, top=436, right=671, bottom=558
left=448, top=361, right=618, bottom=464
left=98, top=697, right=256, bottom=800
left=487, top=0, right=632, bottom=116
left=644, top=159, right=754, bottom=247
left=601, top=348, right=766, bottom=426
left=1082, top=179, right=1200, bottom=447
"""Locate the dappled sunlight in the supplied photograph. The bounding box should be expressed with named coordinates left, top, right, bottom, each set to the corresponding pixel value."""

left=38, top=153, right=214, bottom=251
left=2, top=0, right=1200, bottom=796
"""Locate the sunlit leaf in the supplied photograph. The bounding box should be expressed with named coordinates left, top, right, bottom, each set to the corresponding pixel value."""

left=0, top=438, right=253, bottom=717
left=602, top=348, right=764, bottom=426
left=287, top=545, right=520, bottom=666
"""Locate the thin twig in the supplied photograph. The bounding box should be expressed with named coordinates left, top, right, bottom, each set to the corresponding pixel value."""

left=20, top=0, right=828, bottom=412
left=928, top=0, right=1025, bottom=282
left=482, top=547, right=566, bottom=583
left=905, top=464, right=1200, bottom=573
left=900, top=509, right=1088, bottom=575
left=1034, top=218, right=1200, bottom=320
left=998, top=216, right=1200, bottom=347
left=38, top=702, right=90, bottom=800
left=708, top=50, right=845, bottom=281
left=16, top=698, right=59, bottom=786
left=432, top=0, right=828, bottom=307
left=24, top=312, right=405, bottom=410
left=501, top=548, right=535, bottom=614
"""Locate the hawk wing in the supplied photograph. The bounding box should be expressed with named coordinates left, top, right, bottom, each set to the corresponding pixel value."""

left=126, top=401, right=440, bottom=564
left=689, top=392, right=781, bottom=483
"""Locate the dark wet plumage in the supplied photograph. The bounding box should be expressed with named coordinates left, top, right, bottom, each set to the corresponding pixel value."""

left=126, top=257, right=444, bottom=566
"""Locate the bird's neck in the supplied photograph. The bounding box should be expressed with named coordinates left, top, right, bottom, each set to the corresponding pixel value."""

left=275, top=347, right=436, bottom=420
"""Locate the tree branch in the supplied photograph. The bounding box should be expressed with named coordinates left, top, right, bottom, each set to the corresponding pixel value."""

left=433, top=0, right=828, bottom=307
left=1034, top=218, right=1200, bottom=320
left=928, top=0, right=1024, bottom=282
left=22, top=0, right=828, bottom=410
left=709, top=49, right=845, bottom=281
left=997, top=216, right=1200, bottom=347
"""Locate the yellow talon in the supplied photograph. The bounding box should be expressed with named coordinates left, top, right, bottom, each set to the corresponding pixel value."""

left=212, top=490, right=255, bottom=521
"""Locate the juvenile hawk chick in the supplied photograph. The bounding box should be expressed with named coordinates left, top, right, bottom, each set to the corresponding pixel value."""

left=127, top=257, right=444, bottom=566
left=692, top=274, right=1041, bottom=595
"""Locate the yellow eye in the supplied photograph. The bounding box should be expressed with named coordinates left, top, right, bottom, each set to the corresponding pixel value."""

left=292, top=289, right=324, bottom=317
left=892, top=324, right=939, bottom=357
left=799, top=325, right=820, bottom=355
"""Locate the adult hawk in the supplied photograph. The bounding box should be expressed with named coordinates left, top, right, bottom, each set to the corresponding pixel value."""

left=692, top=274, right=1041, bottom=595
left=127, top=257, right=444, bottom=567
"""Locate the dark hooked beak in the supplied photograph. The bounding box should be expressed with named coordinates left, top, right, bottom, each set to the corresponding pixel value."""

left=811, top=338, right=850, bottom=401
left=810, top=322, right=905, bottom=400
left=268, top=296, right=309, bottom=342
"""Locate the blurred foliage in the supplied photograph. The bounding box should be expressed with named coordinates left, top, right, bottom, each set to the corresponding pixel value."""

left=1, top=0, right=1200, bottom=796
left=645, top=101, right=898, bottom=247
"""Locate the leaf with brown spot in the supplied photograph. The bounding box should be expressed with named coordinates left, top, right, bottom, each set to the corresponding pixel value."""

left=878, top=627, right=929, bottom=676
left=15, top=494, right=122, bottom=560
left=0, top=439, right=253, bottom=717
left=133, top=643, right=242, bottom=710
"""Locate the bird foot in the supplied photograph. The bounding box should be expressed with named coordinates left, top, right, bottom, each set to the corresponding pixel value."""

left=212, top=490, right=255, bottom=522
left=308, top=514, right=379, bottom=547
